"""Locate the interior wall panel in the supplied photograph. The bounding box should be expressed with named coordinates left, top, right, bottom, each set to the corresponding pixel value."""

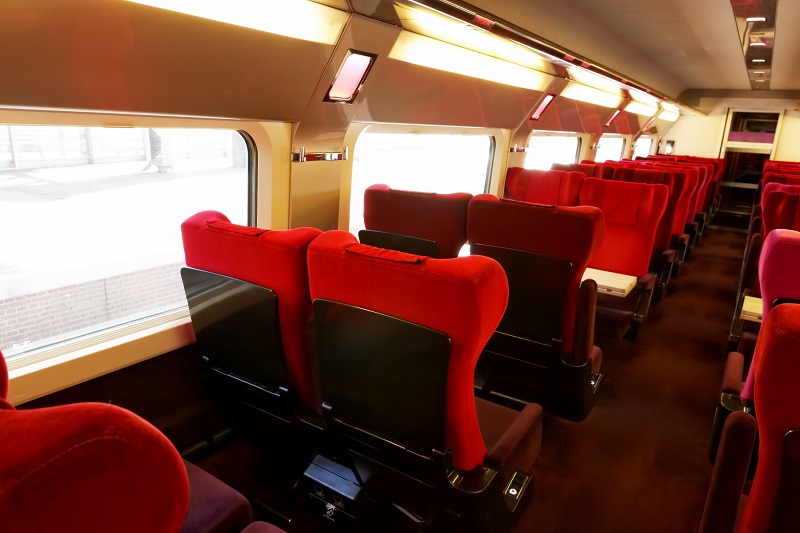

left=0, top=0, right=336, bottom=120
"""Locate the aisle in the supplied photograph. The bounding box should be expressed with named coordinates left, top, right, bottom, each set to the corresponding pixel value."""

left=518, top=229, right=747, bottom=533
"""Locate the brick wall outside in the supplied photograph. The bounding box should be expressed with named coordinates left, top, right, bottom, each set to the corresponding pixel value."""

left=0, top=264, right=186, bottom=355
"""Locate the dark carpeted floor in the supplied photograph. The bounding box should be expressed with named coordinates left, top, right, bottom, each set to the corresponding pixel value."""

left=515, top=228, right=747, bottom=533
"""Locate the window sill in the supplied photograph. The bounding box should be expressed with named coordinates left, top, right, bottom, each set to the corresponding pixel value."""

left=7, top=316, right=195, bottom=406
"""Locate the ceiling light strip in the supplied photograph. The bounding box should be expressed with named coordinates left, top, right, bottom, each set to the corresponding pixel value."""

left=406, top=0, right=692, bottom=113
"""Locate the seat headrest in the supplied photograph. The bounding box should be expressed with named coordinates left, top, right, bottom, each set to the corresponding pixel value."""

left=759, top=229, right=800, bottom=317
left=363, top=185, right=472, bottom=258
left=468, top=194, right=603, bottom=266
left=504, top=168, right=584, bottom=206
left=763, top=191, right=800, bottom=234
left=579, top=177, right=646, bottom=226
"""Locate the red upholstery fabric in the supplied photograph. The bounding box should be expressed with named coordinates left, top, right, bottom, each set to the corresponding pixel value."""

left=551, top=162, right=602, bottom=178
left=580, top=178, right=668, bottom=278
left=0, top=401, right=190, bottom=532
left=307, top=230, right=508, bottom=471
left=763, top=173, right=800, bottom=194
left=641, top=163, right=693, bottom=235
left=0, top=353, right=7, bottom=402
left=764, top=161, right=800, bottom=175
left=466, top=194, right=603, bottom=354
left=181, top=211, right=322, bottom=411
left=363, top=184, right=471, bottom=258
left=762, top=191, right=800, bottom=234
left=760, top=182, right=800, bottom=210
left=612, top=167, right=678, bottom=252
left=738, top=304, right=800, bottom=533
left=504, top=168, right=584, bottom=206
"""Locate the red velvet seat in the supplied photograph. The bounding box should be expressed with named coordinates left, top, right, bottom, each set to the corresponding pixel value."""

left=504, top=167, right=585, bottom=206
left=611, top=166, right=682, bottom=298
left=306, top=231, right=542, bottom=530
left=466, top=194, right=604, bottom=420
left=643, top=162, right=695, bottom=274
left=551, top=162, right=614, bottom=179
left=0, top=352, right=252, bottom=533
left=361, top=184, right=472, bottom=258
left=181, top=211, right=322, bottom=416
left=701, top=303, right=800, bottom=533
left=579, top=178, right=668, bottom=339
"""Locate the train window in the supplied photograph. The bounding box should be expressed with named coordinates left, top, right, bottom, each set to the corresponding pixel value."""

left=0, top=126, right=250, bottom=362
left=523, top=135, right=581, bottom=170
left=349, top=132, right=493, bottom=235
left=633, top=136, right=654, bottom=159
left=595, top=135, right=625, bottom=162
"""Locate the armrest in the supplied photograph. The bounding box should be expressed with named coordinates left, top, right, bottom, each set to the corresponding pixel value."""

left=637, top=273, right=656, bottom=291
left=722, top=352, right=745, bottom=395
left=573, top=279, right=598, bottom=365
left=699, top=411, right=757, bottom=533
left=484, top=403, right=543, bottom=478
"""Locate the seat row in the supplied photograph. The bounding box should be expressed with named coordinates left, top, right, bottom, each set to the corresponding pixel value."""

left=701, top=228, right=800, bottom=532
left=180, top=211, right=544, bottom=531
left=501, top=168, right=668, bottom=338
left=0, top=352, right=285, bottom=533
left=728, top=181, right=800, bottom=353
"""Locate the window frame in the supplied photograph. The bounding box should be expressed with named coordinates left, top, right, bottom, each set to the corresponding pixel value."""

left=594, top=134, right=630, bottom=162
left=523, top=131, right=588, bottom=170
left=1, top=108, right=279, bottom=406
left=338, top=123, right=508, bottom=231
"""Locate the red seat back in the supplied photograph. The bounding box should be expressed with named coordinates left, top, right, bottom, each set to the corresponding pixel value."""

left=307, top=230, right=508, bottom=471
left=611, top=167, right=678, bottom=253
left=363, top=184, right=472, bottom=258
left=738, top=304, right=800, bottom=533
left=579, top=178, right=668, bottom=278
left=763, top=172, right=800, bottom=188
left=467, top=195, right=603, bottom=354
left=504, top=167, right=585, bottom=206
left=0, top=351, right=191, bottom=532
left=762, top=191, right=800, bottom=235
left=181, top=210, right=322, bottom=410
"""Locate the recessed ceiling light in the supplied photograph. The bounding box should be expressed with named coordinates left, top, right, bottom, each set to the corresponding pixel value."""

left=753, top=71, right=765, bottom=74
left=755, top=80, right=765, bottom=83
left=749, top=42, right=767, bottom=47
left=746, top=16, right=767, bottom=22
left=752, top=59, right=767, bottom=63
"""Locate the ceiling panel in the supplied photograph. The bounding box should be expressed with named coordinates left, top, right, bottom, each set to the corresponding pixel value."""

left=463, top=0, right=752, bottom=97
left=770, top=0, right=800, bottom=90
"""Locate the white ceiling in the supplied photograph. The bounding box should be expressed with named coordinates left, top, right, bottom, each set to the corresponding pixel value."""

left=465, top=0, right=753, bottom=99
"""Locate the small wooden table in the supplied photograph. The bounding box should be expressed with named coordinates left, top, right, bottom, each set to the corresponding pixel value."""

left=582, top=268, right=637, bottom=298
left=741, top=295, right=763, bottom=323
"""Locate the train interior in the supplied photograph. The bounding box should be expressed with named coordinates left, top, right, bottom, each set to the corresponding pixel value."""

left=3, top=0, right=800, bottom=531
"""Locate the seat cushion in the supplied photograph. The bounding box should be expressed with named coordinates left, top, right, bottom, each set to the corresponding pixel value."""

left=476, top=398, right=542, bottom=478
left=181, top=461, right=252, bottom=533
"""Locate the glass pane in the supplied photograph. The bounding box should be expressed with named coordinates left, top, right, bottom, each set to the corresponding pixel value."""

left=349, top=132, right=492, bottom=236
left=524, top=136, right=580, bottom=170
left=633, top=137, right=653, bottom=159
left=0, top=126, right=249, bottom=358
left=595, top=136, right=625, bottom=162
